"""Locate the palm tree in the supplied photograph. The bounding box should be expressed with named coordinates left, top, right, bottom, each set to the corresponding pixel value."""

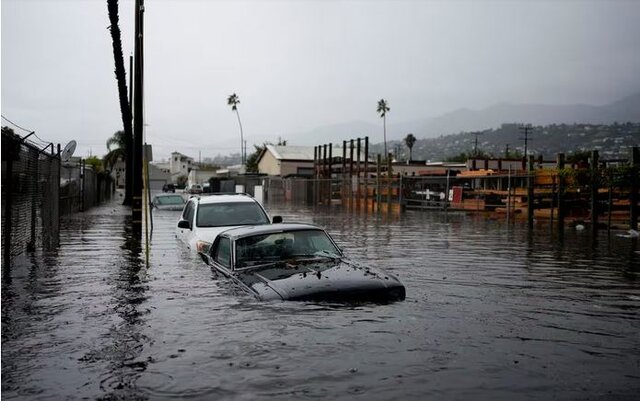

left=227, top=93, right=245, bottom=164
left=104, top=130, right=126, bottom=170
left=404, top=133, right=416, bottom=161
left=376, top=99, right=390, bottom=157
left=107, top=0, right=133, bottom=205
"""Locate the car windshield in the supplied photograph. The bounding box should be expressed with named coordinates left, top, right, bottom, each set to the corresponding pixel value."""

left=235, top=229, right=341, bottom=268
left=196, top=202, right=270, bottom=227
left=155, top=195, right=185, bottom=205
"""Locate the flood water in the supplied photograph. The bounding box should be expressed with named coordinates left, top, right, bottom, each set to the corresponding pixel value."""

left=2, top=193, right=639, bottom=400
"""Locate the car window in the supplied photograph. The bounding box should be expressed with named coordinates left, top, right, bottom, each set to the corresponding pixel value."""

left=236, top=229, right=340, bottom=267
left=196, top=202, right=269, bottom=228
left=155, top=195, right=184, bottom=205
left=214, top=237, right=231, bottom=267
left=183, top=200, right=196, bottom=224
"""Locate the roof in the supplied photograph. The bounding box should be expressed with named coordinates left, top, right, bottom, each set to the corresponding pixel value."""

left=263, top=144, right=371, bottom=162
left=220, top=223, right=324, bottom=239
left=266, top=145, right=315, bottom=161
left=196, top=193, right=257, bottom=205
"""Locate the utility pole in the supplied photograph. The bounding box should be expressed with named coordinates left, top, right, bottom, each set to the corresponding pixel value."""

left=132, top=0, right=145, bottom=231
left=519, top=124, right=532, bottom=157
left=472, top=132, right=484, bottom=156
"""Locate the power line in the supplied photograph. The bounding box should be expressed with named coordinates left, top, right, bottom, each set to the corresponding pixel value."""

left=1, top=115, right=33, bottom=133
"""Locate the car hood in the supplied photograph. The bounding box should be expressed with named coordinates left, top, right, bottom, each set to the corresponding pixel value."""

left=236, top=259, right=405, bottom=303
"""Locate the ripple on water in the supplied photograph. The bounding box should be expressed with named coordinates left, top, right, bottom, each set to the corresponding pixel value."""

left=2, top=198, right=639, bottom=400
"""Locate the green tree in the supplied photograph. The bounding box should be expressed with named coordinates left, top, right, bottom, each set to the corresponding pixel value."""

left=227, top=93, right=245, bottom=164
left=376, top=99, right=390, bottom=157
left=85, top=156, right=104, bottom=173
left=404, top=133, right=416, bottom=161
left=103, top=130, right=126, bottom=170
left=245, top=144, right=266, bottom=173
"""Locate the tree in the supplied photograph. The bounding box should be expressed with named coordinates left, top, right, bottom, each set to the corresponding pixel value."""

left=245, top=144, right=266, bottom=173
left=376, top=99, right=390, bottom=157
left=103, top=130, right=126, bottom=170
left=107, top=0, right=133, bottom=205
left=227, top=93, right=245, bottom=165
left=85, top=156, right=104, bottom=173
left=404, top=133, right=416, bottom=161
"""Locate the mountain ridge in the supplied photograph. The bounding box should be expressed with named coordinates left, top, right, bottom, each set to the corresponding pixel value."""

left=290, top=92, right=640, bottom=145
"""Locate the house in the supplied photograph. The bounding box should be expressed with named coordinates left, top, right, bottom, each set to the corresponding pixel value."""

left=169, top=151, right=195, bottom=182
left=257, top=144, right=372, bottom=177
left=257, top=145, right=315, bottom=177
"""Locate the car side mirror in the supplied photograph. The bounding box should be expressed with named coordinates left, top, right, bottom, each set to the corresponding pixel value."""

left=198, top=252, right=211, bottom=265
left=272, top=215, right=283, bottom=224
left=177, top=219, right=191, bottom=229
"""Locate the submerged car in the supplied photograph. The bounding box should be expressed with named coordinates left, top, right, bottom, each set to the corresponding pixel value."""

left=198, top=223, right=406, bottom=303
left=151, top=193, right=186, bottom=210
left=176, top=193, right=281, bottom=253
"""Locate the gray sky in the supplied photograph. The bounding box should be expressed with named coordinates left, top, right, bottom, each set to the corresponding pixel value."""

left=2, top=0, right=640, bottom=160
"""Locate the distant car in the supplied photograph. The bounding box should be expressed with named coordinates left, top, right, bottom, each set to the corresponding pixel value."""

left=151, top=193, right=186, bottom=211
left=198, top=223, right=406, bottom=302
left=162, top=183, right=176, bottom=193
left=176, top=193, right=281, bottom=253
left=186, top=184, right=203, bottom=194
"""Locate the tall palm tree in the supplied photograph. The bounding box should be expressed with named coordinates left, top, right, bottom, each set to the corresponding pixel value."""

left=107, top=0, right=133, bottom=205
left=227, top=93, right=244, bottom=164
left=104, top=130, right=126, bottom=170
left=404, top=133, right=416, bottom=161
left=376, top=99, right=390, bottom=157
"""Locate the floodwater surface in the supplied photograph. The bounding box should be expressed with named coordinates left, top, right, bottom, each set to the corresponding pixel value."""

left=2, top=194, right=639, bottom=400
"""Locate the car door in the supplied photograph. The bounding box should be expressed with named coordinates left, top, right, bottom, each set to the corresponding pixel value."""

left=176, top=199, right=196, bottom=245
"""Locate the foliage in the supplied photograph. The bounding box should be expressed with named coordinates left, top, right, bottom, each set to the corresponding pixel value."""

left=404, top=133, right=416, bottom=160
left=566, top=150, right=591, bottom=164
left=103, top=130, right=126, bottom=170
left=227, top=92, right=244, bottom=164
left=85, top=156, right=104, bottom=173
left=446, top=150, right=493, bottom=162
left=376, top=98, right=390, bottom=157
left=245, top=144, right=266, bottom=173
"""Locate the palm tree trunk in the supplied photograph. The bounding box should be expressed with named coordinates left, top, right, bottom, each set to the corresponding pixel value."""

left=235, top=110, right=244, bottom=164
left=107, top=0, right=133, bottom=205
left=383, top=115, right=387, bottom=158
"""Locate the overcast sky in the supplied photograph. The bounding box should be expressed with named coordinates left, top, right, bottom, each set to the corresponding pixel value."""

left=2, top=0, right=640, bottom=160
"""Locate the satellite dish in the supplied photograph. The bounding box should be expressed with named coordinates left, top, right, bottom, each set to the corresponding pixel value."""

left=61, top=140, right=77, bottom=162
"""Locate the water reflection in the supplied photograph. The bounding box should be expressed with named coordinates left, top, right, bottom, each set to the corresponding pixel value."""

left=2, top=198, right=639, bottom=400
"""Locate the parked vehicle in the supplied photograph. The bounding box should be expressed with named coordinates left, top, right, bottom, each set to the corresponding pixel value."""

left=198, top=223, right=406, bottom=302
left=186, top=184, right=203, bottom=194
left=162, top=183, right=176, bottom=193
left=151, top=193, right=185, bottom=211
left=176, top=193, right=281, bottom=253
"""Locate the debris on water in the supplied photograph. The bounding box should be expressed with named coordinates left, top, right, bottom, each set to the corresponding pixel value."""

left=349, top=368, right=358, bottom=373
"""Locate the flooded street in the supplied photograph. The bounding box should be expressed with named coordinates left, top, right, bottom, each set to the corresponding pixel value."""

left=2, top=194, right=639, bottom=400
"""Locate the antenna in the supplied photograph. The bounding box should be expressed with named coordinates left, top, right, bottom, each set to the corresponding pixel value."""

left=61, top=140, right=77, bottom=162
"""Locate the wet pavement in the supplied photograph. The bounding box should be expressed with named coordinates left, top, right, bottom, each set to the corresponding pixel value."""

left=2, top=193, right=640, bottom=400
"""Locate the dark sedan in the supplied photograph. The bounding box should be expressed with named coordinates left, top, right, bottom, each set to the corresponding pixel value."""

left=199, top=223, right=406, bottom=303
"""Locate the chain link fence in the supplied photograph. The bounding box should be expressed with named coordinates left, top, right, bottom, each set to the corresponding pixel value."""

left=2, top=129, right=115, bottom=267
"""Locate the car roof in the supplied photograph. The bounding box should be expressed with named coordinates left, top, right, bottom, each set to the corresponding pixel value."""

left=154, top=193, right=183, bottom=198
left=220, top=223, right=324, bottom=240
left=195, top=193, right=257, bottom=205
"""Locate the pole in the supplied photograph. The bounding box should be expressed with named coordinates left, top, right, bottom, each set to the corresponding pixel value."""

left=527, top=155, right=534, bottom=229
left=557, top=153, right=565, bottom=234
left=342, top=141, right=347, bottom=208
left=376, top=154, right=381, bottom=213
left=125, top=54, right=134, bottom=206
left=364, top=137, right=369, bottom=212
left=356, top=138, right=361, bottom=211
left=590, top=150, right=599, bottom=236
left=630, top=146, right=639, bottom=230
left=132, top=0, right=145, bottom=231
left=328, top=143, right=333, bottom=207
left=349, top=139, right=354, bottom=211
